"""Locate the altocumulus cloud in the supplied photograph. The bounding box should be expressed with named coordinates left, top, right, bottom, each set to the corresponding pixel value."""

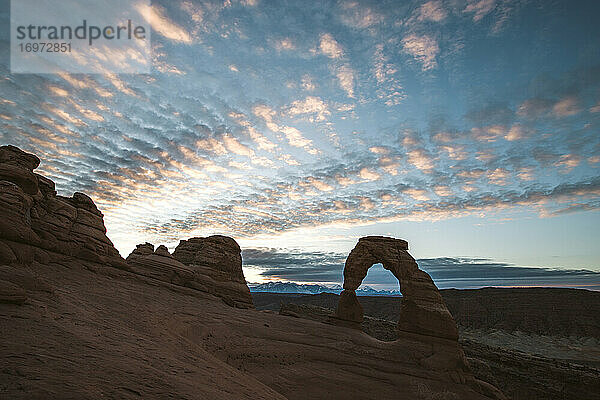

left=0, top=0, right=599, bottom=259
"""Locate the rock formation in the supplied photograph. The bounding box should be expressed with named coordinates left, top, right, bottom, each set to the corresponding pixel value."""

left=173, top=236, right=254, bottom=308
left=125, top=237, right=254, bottom=309
left=125, top=242, right=195, bottom=287
left=332, top=236, right=474, bottom=385
left=1, top=145, right=253, bottom=309
left=0, top=145, right=125, bottom=269
left=334, top=236, right=458, bottom=340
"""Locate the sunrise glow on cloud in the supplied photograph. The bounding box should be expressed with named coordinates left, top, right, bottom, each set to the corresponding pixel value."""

left=1, top=0, right=599, bottom=289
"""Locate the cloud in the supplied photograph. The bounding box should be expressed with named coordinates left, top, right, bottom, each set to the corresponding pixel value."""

left=505, top=124, right=530, bottom=141
left=338, top=2, right=384, bottom=29
left=487, top=168, right=509, bottom=185
left=242, top=248, right=600, bottom=290
left=418, top=1, right=447, bottom=22
left=223, top=134, right=255, bottom=157
left=491, top=1, right=517, bottom=33
left=434, top=185, right=453, bottom=197
left=404, top=188, right=430, bottom=201
left=379, top=155, right=399, bottom=174
left=319, top=33, right=344, bottom=59
left=464, top=0, right=496, bottom=22
left=369, top=146, right=389, bottom=155
left=287, top=96, right=331, bottom=122
left=304, top=177, right=334, bottom=192
left=316, top=33, right=355, bottom=97
left=552, top=96, right=581, bottom=117
left=359, top=167, right=380, bottom=181
left=253, top=105, right=280, bottom=131
left=471, top=125, right=505, bottom=142
left=48, top=86, right=69, bottom=97
left=419, top=257, right=600, bottom=290
left=253, top=104, right=318, bottom=154
left=554, top=154, right=581, bottom=173
left=359, top=197, right=375, bottom=210
left=516, top=98, right=554, bottom=119
left=242, top=247, right=346, bottom=283
left=180, top=1, right=204, bottom=23
left=301, top=75, right=316, bottom=91
left=372, top=44, right=405, bottom=105
left=440, top=145, right=467, bottom=160
left=280, top=126, right=317, bottom=153
left=334, top=64, right=356, bottom=98
left=136, top=4, right=193, bottom=44
left=274, top=38, right=296, bottom=51
left=401, top=34, right=439, bottom=71
left=196, top=137, right=227, bottom=155
left=407, top=148, right=435, bottom=171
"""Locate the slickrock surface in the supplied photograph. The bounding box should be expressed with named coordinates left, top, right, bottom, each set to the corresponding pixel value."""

left=254, top=291, right=600, bottom=400
left=1, top=259, right=505, bottom=399
left=0, top=261, right=287, bottom=400
left=0, top=279, right=27, bottom=304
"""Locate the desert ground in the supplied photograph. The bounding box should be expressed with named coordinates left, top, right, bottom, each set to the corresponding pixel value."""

left=253, top=289, right=600, bottom=400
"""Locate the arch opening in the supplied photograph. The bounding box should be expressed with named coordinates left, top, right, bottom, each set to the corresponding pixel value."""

left=358, top=262, right=400, bottom=294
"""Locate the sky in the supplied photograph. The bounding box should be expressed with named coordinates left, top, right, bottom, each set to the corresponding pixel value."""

left=1, top=0, right=599, bottom=290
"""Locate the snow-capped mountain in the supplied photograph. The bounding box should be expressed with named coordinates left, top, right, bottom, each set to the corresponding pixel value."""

left=248, top=281, right=401, bottom=296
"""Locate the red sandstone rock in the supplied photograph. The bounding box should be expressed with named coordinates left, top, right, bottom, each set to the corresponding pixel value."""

left=0, top=145, right=40, bottom=170
left=154, top=245, right=171, bottom=257
left=173, top=236, right=254, bottom=308
left=126, top=242, right=195, bottom=286
left=332, top=236, right=471, bottom=385
left=125, top=239, right=254, bottom=309
left=0, top=145, right=254, bottom=310
left=0, top=145, right=125, bottom=269
left=0, top=279, right=27, bottom=305
left=336, top=236, right=458, bottom=341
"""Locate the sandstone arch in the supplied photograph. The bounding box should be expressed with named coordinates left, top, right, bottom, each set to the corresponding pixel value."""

left=334, top=236, right=458, bottom=341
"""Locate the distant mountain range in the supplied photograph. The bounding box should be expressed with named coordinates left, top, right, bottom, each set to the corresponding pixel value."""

left=248, top=281, right=401, bottom=296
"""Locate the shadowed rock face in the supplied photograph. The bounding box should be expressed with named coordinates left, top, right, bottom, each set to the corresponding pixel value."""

left=333, top=236, right=475, bottom=387
left=125, top=237, right=254, bottom=309
left=0, top=145, right=125, bottom=269
left=173, top=236, right=244, bottom=282
left=335, top=236, right=458, bottom=341
left=126, top=243, right=196, bottom=288
left=172, top=236, right=254, bottom=308
left=1, top=145, right=254, bottom=310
